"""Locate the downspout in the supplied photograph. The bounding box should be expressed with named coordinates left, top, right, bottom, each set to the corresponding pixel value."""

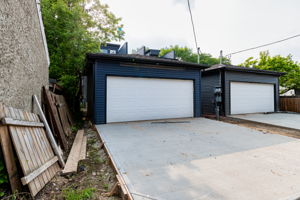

left=35, top=0, right=50, bottom=66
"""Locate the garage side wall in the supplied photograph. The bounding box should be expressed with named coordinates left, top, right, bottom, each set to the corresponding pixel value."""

left=224, top=71, right=280, bottom=115
left=93, top=61, right=202, bottom=124
left=201, top=72, right=221, bottom=115
left=86, top=62, right=95, bottom=122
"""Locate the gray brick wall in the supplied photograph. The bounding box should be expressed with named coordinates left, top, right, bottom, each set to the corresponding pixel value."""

left=0, top=0, right=48, bottom=111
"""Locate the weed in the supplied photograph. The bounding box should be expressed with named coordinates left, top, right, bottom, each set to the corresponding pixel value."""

left=71, top=126, right=79, bottom=133
left=0, top=155, right=8, bottom=197
left=62, top=187, right=96, bottom=200
left=102, top=183, right=109, bottom=190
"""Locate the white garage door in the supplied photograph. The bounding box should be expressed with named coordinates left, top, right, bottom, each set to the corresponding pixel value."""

left=230, top=82, right=275, bottom=115
left=106, top=76, right=194, bottom=123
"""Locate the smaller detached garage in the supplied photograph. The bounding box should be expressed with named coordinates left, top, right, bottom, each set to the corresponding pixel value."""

left=201, top=64, right=284, bottom=116
left=85, top=49, right=207, bottom=124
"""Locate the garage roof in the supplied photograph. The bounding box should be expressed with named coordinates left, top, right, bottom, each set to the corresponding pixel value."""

left=87, top=53, right=209, bottom=69
left=204, top=64, right=285, bottom=76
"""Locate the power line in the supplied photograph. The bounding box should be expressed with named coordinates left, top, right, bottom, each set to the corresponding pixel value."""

left=226, top=34, right=300, bottom=57
left=187, top=0, right=201, bottom=63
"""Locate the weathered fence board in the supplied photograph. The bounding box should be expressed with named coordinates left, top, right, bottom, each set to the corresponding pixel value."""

left=62, top=130, right=85, bottom=174
left=0, top=103, right=61, bottom=197
left=280, top=97, right=300, bottom=113
left=43, top=87, right=68, bottom=150
left=54, top=94, right=72, bottom=137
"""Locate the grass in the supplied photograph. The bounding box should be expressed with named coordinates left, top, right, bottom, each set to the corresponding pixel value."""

left=62, top=187, right=96, bottom=200
left=102, top=183, right=109, bottom=190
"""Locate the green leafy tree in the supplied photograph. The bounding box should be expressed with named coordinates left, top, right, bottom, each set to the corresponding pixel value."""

left=160, top=45, right=231, bottom=65
left=41, top=0, right=124, bottom=111
left=241, top=51, right=300, bottom=92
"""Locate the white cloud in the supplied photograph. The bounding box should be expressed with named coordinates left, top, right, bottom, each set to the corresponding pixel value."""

left=102, top=0, right=300, bottom=64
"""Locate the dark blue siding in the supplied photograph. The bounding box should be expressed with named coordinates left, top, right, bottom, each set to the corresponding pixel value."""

left=201, top=73, right=220, bottom=114
left=224, top=71, right=280, bottom=115
left=93, top=61, right=202, bottom=124
left=202, top=70, right=280, bottom=116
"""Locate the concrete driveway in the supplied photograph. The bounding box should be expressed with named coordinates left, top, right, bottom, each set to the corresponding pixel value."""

left=231, top=113, right=300, bottom=131
left=96, top=118, right=300, bottom=200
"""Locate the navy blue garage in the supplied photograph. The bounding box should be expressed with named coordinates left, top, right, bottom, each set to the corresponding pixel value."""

left=85, top=49, right=207, bottom=124
left=201, top=64, right=284, bottom=116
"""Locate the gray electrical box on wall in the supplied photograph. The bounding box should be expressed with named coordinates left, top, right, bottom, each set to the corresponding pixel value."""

left=214, top=87, right=222, bottom=103
left=214, top=86, right=222, bottom=120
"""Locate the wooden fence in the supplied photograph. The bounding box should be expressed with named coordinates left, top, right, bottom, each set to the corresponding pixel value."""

left=0, top=102, right=61, bottom=196
left=280, top=97, right=300, bottom=113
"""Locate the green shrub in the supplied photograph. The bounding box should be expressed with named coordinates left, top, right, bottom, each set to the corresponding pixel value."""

left=0, top=158, right=8, bottom=197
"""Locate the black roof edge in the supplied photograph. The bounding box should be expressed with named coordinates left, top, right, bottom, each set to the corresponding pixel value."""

left=86, top=53, right=209, bottom=69
left=203, top=64, right=285, bottom=76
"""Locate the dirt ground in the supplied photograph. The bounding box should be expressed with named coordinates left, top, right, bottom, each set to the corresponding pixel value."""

left=34, top=128, right=121, bottom=200
left=205, top=115, right=300, bottom=139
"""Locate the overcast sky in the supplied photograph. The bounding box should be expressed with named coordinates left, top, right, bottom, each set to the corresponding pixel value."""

left=102, top=0, right=300, bottom=64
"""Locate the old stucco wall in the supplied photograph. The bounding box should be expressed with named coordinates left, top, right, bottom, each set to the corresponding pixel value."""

left=0, top=0, right=48, bottom=111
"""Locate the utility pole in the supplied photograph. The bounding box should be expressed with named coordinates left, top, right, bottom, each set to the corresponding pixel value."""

left=197, top=47, right=200, bottom=64
left=187, top=0, right=200, bottom=64
left=219, top=50, right=223, bottom=64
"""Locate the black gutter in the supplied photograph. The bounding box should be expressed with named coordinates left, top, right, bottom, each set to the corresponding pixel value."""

left=203, top=65, right=285, bottom=76
left=87, top=53, right=209, bottom=69
left=225, top=67, right=285, bottom=76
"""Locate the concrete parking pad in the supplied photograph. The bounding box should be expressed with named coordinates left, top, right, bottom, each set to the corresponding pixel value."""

left=232, top=113, right=300, bottom=131
left=96, top=118, right=300, bottom=200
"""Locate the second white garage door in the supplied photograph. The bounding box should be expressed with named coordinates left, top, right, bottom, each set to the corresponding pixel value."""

left=106, top=76, right=194, bottom=123
left=230, top=82, right=275, bottom=115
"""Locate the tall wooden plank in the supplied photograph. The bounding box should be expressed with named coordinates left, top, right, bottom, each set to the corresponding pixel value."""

left=62, top=130, right=84, bottom=174
left=0, top=103, right=22, bottom=192
left=0, top=126, right=22, bottom=192
left=79, top=136, right=87, bottom=160
left=55, top=94, right=71, bottom=137
left=61, top=95, right=74, bottom=126
left=42, top=88, right=68, bottom=150
left=33, top=95, right=65, bottom=167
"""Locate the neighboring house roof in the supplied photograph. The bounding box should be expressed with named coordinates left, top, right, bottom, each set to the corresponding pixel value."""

left=204, top=64, right=285, bottom=76
left=86, top=53, right=209, bottom=69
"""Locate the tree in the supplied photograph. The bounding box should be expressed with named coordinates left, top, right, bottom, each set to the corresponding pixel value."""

left=41, top=0, right=124, bottom=111
left=160, top=45, right=231, bottom=65
left=241, top=51, right=300, bottom=92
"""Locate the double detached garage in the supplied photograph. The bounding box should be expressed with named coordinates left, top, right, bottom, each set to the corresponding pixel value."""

left=86, top=53, right=206, bottom=124
left=86, top=54, right=283, bottom=124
